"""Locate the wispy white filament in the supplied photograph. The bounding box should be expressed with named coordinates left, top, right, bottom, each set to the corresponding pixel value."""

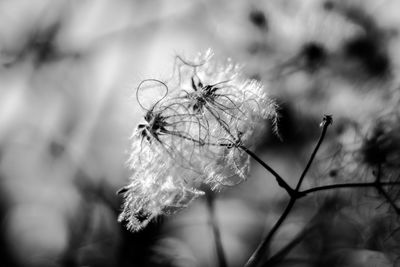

left=118, top=50, right=278, bottom=231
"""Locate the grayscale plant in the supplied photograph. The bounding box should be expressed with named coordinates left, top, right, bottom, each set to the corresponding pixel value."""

left=118, top=50, right=279, bottom=231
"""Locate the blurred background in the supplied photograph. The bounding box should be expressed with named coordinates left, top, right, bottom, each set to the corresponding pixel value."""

left=1, top=0, right=400, bottom=266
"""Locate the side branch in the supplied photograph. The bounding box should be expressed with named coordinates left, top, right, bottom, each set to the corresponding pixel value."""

left=244, top=199, right=296, bottom=267
left=301, top=181, right=400, bottom=195
left=295, top=115, right=332, bottom=191
left=239, top=145, right=296, bottom=197
left=244, top=115, right=332, bottom=267
left=375, top=165, right=400, bottom=215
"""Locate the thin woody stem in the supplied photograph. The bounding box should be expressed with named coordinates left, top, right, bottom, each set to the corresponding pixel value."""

left=244, top=115, right=400, bottom=267
left=205, top=190, right=228, bottom=267
left=239, top=145, right=296, bottom=197
left=265, top=180, right=400, bottom=265
left=206, top=104, right=292, bottom=192
left=375, top=165, right=400, bottom=215
left=265, top=224, right=317, bottom=265
left=244, top=198, right=296, bottom=267
left=301, top=181, right=400, bottom=195
left=375, top=186, right=400, bottom=215
left=295, top=115, right=332, bottom=191
left=245, top=115, right=332, bottom=267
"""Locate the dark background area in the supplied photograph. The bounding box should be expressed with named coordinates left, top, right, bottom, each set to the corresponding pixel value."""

left=0, top=0, right=400, bottom=266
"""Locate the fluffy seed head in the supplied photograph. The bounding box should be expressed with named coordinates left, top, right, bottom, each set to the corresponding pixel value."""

left=118, top=50, right=278, bottom=231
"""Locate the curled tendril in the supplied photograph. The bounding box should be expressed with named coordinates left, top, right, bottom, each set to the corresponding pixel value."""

left=172, top=51, right=213, bottom=85
left=119, top=50, right=278, bottom=231
left=136, top=79, right=169, bottom=111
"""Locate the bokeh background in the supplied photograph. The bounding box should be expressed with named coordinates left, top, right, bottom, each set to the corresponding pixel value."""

left=1, top=0, right=400, bottom=266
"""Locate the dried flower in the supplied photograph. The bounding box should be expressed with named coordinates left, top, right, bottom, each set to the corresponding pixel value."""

left=118, top=50, right=278, bottom=231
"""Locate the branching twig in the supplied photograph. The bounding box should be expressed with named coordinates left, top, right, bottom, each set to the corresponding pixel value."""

left=375, top=165, right=400, bottom=215
left=244, top=115, right=332, bottom=267
left=260, top=179, right=400, bottom=266
left=265, top=224, right=317, bottom=266
left=295, top=115, right=332, bottom=191
left=301, top=181, right=400, bottom=195
left=239, top=145, right=296, bottom=197
left=243, top=114, right=400, bottom=267
left=244, top=198, right=296, bottom=267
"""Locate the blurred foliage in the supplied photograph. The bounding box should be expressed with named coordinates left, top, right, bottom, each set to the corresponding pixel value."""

left=0, top=0, right=400, bottom=267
